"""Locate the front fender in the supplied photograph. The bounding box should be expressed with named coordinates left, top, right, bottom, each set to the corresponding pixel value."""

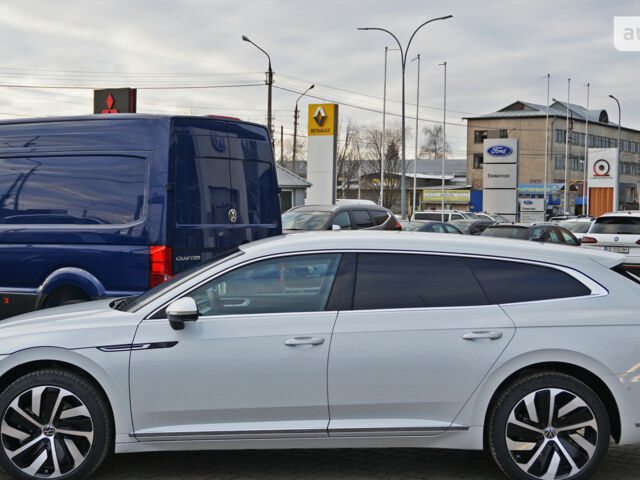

left=38, top=267, right=106, bottom=298
left=0, top=346, right=135, bottom=445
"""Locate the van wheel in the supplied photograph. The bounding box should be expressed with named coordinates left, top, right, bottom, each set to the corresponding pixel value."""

left=0, top=369, right=112, bottom=480
left=42, top=287, right=90, bottom=309
left=488, top=372, right=609, bottom=480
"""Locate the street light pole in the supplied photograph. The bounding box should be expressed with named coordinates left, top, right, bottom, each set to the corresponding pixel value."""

left=440, top=61, right=447, bottom=221
left=609, top=94, right=621, bottom=211
left=358, top=15, right=453, bottom=219
left=292, top=84, right=314, bottom=164
left=584, top=83, right=590, bottom=215
left=411, top=54, right=420, bottom=217
left=564, top=78, right=571, bottom=215
left=543, top=74, right=550, bottom=219
left=242, top=35, right=273, bottom=138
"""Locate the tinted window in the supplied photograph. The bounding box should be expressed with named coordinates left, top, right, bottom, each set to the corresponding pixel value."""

left=444, top=224, right=462, bottom=234
left=282, top=210, right=331, bottom=230
left=413, top=212, right=441, bottom=221
left=229, top=159, right=278, bottom=224
left=189, top=254, right=341, bottom=316
left=451, top=214, right=464, bottom=220
left=592, top=217, right=640, bottom=234
left=467, top=258, right=591, bottom=304
left=353, top=254, right=488, bottom=310
left=483, top=227, right=529, bottom=239
left=560, top=221, right=591, bottom=234
left=332, top=211, right=352, bottom=229
left=559, top=228, right=578, bottom=245
left=371, top=210, right=389, bottom=226
left=431, top=223, right=446, bottom=233
left=0, top=155, right=146, bottom=225
left=351, top=210, right=374, bottom=229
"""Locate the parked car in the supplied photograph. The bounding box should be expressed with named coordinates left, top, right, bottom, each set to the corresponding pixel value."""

left=0, top=232, right=639, bottom=480
left=0, top=115, right=282, bottom=319
left=282, top=204, right=399, bottom=232
left=581, top=211, right=640, bottom=271
left=399, top=220, right=462, bottom=234
left=412, top=209, right=481, bottom=222
left=557, top=218, right=594, bottom=241
left=482, top=223, right=580, bottom=245
left=474, top=212, right=511, bottom=223
left=451, top=219, right=496, bottom=235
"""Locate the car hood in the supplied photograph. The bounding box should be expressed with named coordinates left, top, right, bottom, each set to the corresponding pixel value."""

left=0, top=299, right=141, bottom=354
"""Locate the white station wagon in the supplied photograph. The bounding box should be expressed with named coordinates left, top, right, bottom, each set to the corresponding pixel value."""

left=0, top=232, right=639, bottom=480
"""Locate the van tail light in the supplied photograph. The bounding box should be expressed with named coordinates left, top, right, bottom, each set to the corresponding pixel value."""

left=581, top=236, right=598, bottom=244
left=150, top=246, right=173, bottom=288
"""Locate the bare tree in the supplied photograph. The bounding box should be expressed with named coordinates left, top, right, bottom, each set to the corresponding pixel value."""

left=361, top=123, right=402, bottom=210
left=336, top=120, right=363, bottom=199
left=420, top=124, right=451, bottom=159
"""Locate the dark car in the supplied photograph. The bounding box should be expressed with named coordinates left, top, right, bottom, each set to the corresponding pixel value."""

left=451, top=219, right=495, bottom=235
left=282, top=204, right=399, bottom=232
left=399, top=220, right=462, bottom=234
left=481, top=223, right=580, bottom=245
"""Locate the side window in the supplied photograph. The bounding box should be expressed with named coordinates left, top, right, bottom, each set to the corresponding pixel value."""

left=188, top=254, right=341, bottom=316
left=451, top=214, right=463, bottom=220
left=353, top=254, right=488, bottom=310
left=467, top=258, right=591, bottom=304
left=560, top=228, right=578, bottom=245
left=371, top=210, right=389, bottom=226
left=431, top=223, right=445, bottom=233
left=531, top=227, right=545, bottom=239
left=546, top=228, right=560, bottom=243
left=444, top=224, right=460, bottom=234
left=332, top=211, right=352, bottom=230
left=351, top=210, right=374, bottom=229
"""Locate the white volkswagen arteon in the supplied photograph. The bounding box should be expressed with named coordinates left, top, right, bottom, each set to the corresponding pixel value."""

left=1, top=232, right=640, bottom=480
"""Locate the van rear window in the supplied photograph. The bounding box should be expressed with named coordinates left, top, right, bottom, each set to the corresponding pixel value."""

left=0, top=155, right=146, bottom=225
left=592, top=217, right=640, bottom=234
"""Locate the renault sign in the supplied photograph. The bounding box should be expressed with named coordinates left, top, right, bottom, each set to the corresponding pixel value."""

left=307, top=103, right=339, bottom=204
left=308, top=104, right=337, bottom=136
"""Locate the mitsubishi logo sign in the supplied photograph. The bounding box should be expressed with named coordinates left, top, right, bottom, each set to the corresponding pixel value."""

left=93, top=88, right=137, bottom=114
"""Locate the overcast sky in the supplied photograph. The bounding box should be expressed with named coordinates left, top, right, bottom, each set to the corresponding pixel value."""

left=0, top=0, right=637, bottom=158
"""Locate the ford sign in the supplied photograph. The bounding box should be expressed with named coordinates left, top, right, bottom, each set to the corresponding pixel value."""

left=487, top=145, right=513, bottom=156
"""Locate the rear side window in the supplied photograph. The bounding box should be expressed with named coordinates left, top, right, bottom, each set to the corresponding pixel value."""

left=370, top=210, right=389, bottom=226
left=484, top=227, right=529, bottom=239
left=0, top=155, right=146, bottom=225
left=414, top=212, right=440, bottom=221
left=332, top=211, right=352, bottom=229
left=592, top=217, right=640, bottom=234
left=353, top=253, right=488, bottom=310
left=467, top=258, right=591, bottom=303
left=351, top=210, right=374, bottom=229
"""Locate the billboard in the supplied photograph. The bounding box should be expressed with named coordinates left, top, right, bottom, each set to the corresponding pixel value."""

left=306, top=104, right=339, bottom=204
left=587, top=148, right=618, bottom=216
left=519, top=198, right=545, bottom=224
left=93, top=88, right=137, bottom=114
left=483, top=138, right=519, bottom=221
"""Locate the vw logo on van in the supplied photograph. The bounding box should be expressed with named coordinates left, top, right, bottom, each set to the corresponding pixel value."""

left=487, top=145, right=513, bottom=157
left=210, top=133, right=227, bottom=153
left=228, top=209, right=238, bottom=223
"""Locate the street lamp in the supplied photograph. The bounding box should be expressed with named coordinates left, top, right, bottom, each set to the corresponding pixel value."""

left=242, top=35, right=273, bottom=138
left=293, top=84, right=314, bottom=164
left=609, top=94, right=621, bottom=210
left=359, top=15, right=453, bottom=219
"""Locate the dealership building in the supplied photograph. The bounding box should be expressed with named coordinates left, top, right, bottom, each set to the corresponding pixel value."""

left=465, top=101, right=640, bottom=212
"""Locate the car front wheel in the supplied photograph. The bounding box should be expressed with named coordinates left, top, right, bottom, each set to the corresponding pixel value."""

left=489, top=372, right=610, bottom=480
left=0, top=369, right=112, bottom=480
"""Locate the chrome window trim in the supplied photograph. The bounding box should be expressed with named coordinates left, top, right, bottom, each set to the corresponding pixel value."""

left=145, top=248, right=607, bottom=320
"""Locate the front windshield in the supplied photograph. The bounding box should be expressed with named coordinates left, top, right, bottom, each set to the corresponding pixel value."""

left=591, top=217, right=640, bottom=234
left=282, top=211, right=332, bottom=230
left=560, top=221, right=592, bottom=234
left=115, top=248, right=244, bottom=313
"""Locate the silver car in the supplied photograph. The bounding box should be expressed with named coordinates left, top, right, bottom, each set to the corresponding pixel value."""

left=1, top=232, right=639, bottom=480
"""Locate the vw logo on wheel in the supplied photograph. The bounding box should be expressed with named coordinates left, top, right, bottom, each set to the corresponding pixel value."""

left=228, top=208, right=238, bottom=223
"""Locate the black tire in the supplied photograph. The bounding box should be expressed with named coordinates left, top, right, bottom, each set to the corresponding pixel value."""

left=0, top=369, right=112, bottom=480
left=488, top=372, right=610, bottom=480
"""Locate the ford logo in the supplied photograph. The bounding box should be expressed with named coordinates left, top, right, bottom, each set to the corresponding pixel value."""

left=487, top=145, right=513, bottom=156
left=524, top=200, right=533, bottom=205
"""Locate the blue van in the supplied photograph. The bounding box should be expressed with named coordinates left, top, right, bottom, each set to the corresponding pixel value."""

left=0, top=114, right=282, bottom=318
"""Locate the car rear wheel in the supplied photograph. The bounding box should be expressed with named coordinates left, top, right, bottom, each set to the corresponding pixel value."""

left=488, top=372, right=610, bottom=480
left=0, top=369, right=112, bottom=480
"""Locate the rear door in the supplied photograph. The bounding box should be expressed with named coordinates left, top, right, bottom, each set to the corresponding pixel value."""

left=227, top=122, right=281, bottom=245
left=171, top=118, right=236, bottom=274
left=586, top=216, right=640, bottom=262
left=328, top=252, right=515, bottom=436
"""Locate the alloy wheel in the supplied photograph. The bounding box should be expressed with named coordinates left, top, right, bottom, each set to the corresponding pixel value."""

left=1, top=385, right=94, bottom=478
left=505, top=387, right=598, bottom=479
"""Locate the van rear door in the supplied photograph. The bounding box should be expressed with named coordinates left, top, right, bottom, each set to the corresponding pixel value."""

left=171, top=118, right=236, bottom=274
left=227, top=122, right=281, bottom=245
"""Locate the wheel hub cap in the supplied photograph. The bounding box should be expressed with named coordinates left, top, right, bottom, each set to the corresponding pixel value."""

left=505, top=388, right=598, bottom=479
left=1, top=385, right=94, bottom=478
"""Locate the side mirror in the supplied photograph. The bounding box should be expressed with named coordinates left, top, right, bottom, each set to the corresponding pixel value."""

left=331, top=224, right=342, bottom=231
left=167, top=297, right=198, bottom=331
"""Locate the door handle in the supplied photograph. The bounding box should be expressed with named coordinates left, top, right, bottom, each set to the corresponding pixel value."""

left=462, top=331, right=503, bottom=341
left=284, top=337, right=325, bottom=347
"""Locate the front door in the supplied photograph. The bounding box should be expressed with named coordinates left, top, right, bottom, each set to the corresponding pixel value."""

left=328, top=252, right=515, bottom=436
left=129, top=253, right=342, bottom=440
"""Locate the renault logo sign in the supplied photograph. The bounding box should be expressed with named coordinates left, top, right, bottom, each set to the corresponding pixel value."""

left=308, top=103, right=336, bottom=136
left=313, top=106, right=327, bottom=127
